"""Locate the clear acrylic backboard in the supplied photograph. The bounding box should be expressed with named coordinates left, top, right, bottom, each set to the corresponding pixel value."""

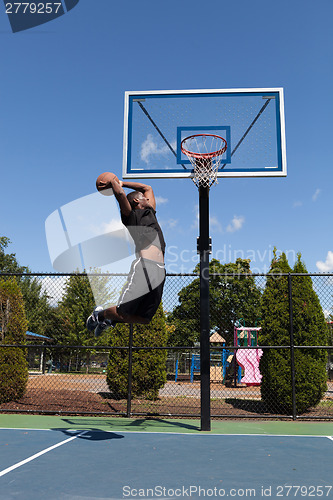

left=123, top=88, right=287, bottom=179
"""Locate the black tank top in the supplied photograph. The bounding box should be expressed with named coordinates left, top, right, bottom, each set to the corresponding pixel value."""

left=121, top=207, right=166, bottom=255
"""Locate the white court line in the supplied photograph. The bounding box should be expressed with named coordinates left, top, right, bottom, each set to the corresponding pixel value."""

left=97, top=431, right=333, bottom=438
left=2, top=428, right=331, bottom=438
left=0, top=430, right=88, bottom=477
left=0, top=428, right=332, bottom=438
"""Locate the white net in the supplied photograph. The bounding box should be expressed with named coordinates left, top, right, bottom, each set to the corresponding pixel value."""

left=181, top=134, right=227, bottom=188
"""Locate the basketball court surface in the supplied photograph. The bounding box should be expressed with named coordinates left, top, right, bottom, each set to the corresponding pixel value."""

left=1, top=415, right=332, bottom=499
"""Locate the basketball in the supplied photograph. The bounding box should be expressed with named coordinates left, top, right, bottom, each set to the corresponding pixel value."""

left=96, top=172, right=118, bottom=196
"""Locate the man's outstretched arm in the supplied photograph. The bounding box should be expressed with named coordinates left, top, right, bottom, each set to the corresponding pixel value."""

left=109, top=177, right=132, bottom=216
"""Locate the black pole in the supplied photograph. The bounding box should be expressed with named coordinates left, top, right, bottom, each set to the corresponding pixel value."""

left=127, top=324, right=134, bottom=418
left=199, top=185, right=211, bottom=431
left=288, top=273, right=297, bottom=420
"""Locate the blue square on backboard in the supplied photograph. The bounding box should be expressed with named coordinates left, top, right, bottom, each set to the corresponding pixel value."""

left=177, top=126, right=231, bottom=165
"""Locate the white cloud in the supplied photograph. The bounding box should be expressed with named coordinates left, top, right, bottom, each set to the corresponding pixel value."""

left=316, top=251, right=333, bottom=272
left=191, top=205, right=222, bottom=232
left=210, top=215, right=222, bottom=232
left=140, top=134, right=175, bottom=164
left=160, top=218, right=178, bottom=230
left=100, top=219, right=125, bottom=234
left=312, top=188, right=321, bottom=201
left=293, top=201, right=303, bottom=208
left=167, top=219, right=178, bottom=229
left=226, top=215, right=245, bottom=233
left=89, top=218, right=127, bottom=239
left=155, top=196, right=168, bottom=204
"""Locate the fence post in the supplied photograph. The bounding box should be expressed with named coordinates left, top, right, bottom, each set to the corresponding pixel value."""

left=288, top=273, right=297, bottom=420
left=127, top=324, right=134, bottom=418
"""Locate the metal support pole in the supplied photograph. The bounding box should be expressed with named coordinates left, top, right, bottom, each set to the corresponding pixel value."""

left=127, top=323, right=134, bottom=418
left=288, top=273, right=297, bottom=420
left=199, top=185, right=211, bottom=431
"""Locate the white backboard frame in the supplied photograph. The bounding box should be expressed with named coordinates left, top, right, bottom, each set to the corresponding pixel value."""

left=123, top=88, right=287, bottom=179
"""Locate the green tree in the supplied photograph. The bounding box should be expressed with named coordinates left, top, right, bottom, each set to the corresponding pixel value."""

left=19, top=276, right=52, bottom=335
left=107, top=304, right=168, bottom=400
left=57, top=273, right=115, bottom=371
left=259, top=251, right=328, bottom=414
left=0, top=278, right=29, bottom=403
left=58, top=274, right=95, bottom=345
left=168, top=258, right=262, bottom=346
left=0, top=237, right=29, bottom=274
left=0, top=236, right=52, bottom=336
left=290, top=254, right=328, bottom=410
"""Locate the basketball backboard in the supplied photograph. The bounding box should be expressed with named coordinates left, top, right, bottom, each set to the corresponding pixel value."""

left=123, top=88, right=286, bottom=179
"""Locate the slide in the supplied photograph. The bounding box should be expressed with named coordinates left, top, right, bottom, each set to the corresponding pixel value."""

left=235, top=348, right=263, bottom=386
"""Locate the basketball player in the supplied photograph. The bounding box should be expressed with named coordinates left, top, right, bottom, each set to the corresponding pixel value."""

left=86, top=175, right=166, bottom=336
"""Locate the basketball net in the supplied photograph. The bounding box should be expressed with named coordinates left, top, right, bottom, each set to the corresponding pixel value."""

left=181, top=134, right=227, bottom=189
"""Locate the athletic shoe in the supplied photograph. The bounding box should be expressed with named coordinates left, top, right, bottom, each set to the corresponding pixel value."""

left=86, top=306, right=103, bottom=331
left=94, top=319, right=114, bottom=338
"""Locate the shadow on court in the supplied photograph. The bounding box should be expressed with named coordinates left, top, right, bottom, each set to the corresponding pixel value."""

left=51, top=428, right=125, bottom=441
left=61, top=416, right=200, bottom=432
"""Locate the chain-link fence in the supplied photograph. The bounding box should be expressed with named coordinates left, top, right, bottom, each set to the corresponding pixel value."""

left=0, top=272, right=332, bottom=419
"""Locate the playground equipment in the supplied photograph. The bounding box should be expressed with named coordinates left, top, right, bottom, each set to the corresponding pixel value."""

left=190, top=353, right=233, bottom=383
left=190, top=354, right=201, bottom=382
left=174, top=351, right=242, bottom=384
left=234, top=322, right=263, bottom=386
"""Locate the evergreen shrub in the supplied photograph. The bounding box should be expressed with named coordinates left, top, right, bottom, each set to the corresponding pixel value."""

left=259, top=253, right=328, bottom=414
left=0, top=278, right=29, bottom=403
left=106, top=304, right=168, bottom=400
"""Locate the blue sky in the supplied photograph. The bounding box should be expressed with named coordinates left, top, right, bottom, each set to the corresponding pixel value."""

left=0, top=0, right=332, bottom=275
